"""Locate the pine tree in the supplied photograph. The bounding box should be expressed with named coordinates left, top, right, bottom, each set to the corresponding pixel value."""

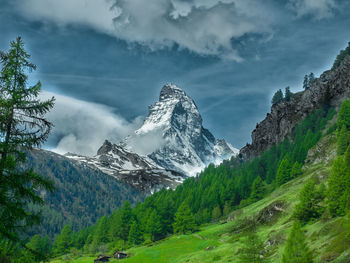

left=249, top=176, right=265, bottom=202
left=212, top=205, right=222, bottom=220
left=0, top=37, right=55, bottom=241
left=238, top=230, right=266, bottom=263
left=285, top=86, right=292, bottom=101
left=290, top=161, right=302, bottom=178
left=128, top=220, right=143, bottom=245
left=282, top=221, right=313, bottom=263
left=173, top=203, right=197, bottom=234
left=337, top=99, right=350, bottom=130
left=120, top=201, right=133, bottom=240
left=326, top=157, right=350, bottom=216
left=276, top=156, right=292, bottom=185
left=92, top=215, right=109, bottom=244
left=223, top=201, right=231, bottom=216
left=337, top=125, right=350, bottom=155
left=26, top=235, right=51, bottom=262
left=146, top=210, right=163, bottom=241
left=345, top=144, right=350, bottom=167
left=271, top=89, right=284, bottom=105
left=303, top=75, right=309, bottom=90
left=53, top=225, right=72, bottom=256
left=293, top=180, right=324, bottom=223
left=308, top=72, right=315, bottom=83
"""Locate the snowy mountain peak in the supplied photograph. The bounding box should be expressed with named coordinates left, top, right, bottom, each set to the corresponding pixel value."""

left=123, top=84, right=238, bottom=176
left=66, top=83, right=238, bottom=192
left=159, top=83, right=187, bottom=101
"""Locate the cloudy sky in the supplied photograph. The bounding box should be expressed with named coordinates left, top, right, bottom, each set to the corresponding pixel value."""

left=0, top=0, right=349, bottom=155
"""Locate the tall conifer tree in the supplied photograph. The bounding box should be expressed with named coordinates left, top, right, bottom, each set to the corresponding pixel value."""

left=0, top=37, right=55, bottom=241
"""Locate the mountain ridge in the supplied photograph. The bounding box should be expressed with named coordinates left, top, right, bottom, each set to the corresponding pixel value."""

left=240, top=56, right=350, bottom=159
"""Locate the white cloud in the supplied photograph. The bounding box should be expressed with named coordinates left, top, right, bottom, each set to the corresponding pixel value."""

left=288, top=0, right=336, bottom=19
left=41, top=91, right=142, bottom=156
left=123, top=128, right=166, bottom=156
left=16, top=0, right=276, bottom=61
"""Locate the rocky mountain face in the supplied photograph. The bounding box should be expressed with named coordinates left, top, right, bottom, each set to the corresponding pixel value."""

left=240, top=56, right=350, bottom=159
left=66, top=140, right=185, bottom=194
left=66, top=84, right=238, bottom=194
left=122, top=84, right=238, bottom=175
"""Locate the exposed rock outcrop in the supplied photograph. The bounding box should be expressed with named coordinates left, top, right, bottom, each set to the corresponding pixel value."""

left=240, top=56, right=350, bottom=159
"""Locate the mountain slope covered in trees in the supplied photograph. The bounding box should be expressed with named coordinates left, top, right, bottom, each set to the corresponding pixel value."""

left=50, top=100, right=350, bottom=262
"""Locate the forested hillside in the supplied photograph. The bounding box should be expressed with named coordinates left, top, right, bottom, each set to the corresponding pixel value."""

left=43, top=99, right=350, bottom=263
left=24, top=149, right=144, bottom=238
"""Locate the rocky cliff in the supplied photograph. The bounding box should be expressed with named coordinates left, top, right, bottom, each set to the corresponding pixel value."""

left=240, top=55, right=350, bottom=159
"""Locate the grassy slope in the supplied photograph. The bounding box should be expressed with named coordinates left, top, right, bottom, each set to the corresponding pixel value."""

left=52, top=133, right=350, bottom=263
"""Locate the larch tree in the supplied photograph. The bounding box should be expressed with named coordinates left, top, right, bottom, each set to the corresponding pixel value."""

left=303, top=75, right=309, bottom=90
left=337, top=125, right=350, bottom=155
left=173, top=202, right=196, bottom=234
left=0, top=37, right=55, bottom=242
left=282, top=221, right=313, bottom=263
left=276, top=156, right=292, bottom=185
left=249, top=176, right=265, bottom=202
left=326, top=157, right=350, bottom=216
left=285, top=86, right=292, bottom=101
left=271, top=89, right=284, bottom=105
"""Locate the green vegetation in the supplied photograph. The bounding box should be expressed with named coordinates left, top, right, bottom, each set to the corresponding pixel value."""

left=293, top=180, right=325, bottom=223
left=271, top=89, right=284, bottom=105
left=44, top=102, right=336, bottom=263
left=173, top=203, right=197, bottom=234
left=282, top=221, right=313, bottom=263
left=0, top=37, right=55, bottom=261
left=332, top=42, right=350, bottom=70
left=326, top=99, right=350, bottom=217
left=50, top=123, right=350, bottom=262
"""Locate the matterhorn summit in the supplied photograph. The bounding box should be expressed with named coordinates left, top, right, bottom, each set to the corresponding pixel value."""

left=122, top=83, right=238, bottom=175
left=66, top=84, right=238, bottom=193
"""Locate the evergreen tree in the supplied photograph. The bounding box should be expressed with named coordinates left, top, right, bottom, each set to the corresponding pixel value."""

left=53, top=225, right=72, bottom=255
left=276, top=156, right=292, bottom=185
left=332, top=43, right=350, bottom=69
left=337, top=99, right=350, bottom=130
left=326, top=157, right=350, bottom=216
left=345, top=144, right=350, bottom=167
left=120, top=201, right=133, bottom=240
left=282, top=221, right=313, bottom=263
left=212, top=205, right=222, bottom=220
left=223, top=201, right=231, bottom=216
left=92, top=215, right=109, bottom=244
left=128, top=220, right=143, bottom=245
left=0, top=37, right=55, bottom=241
left=290, top=161, right=302, bottom=178
left=293, top=180, right=324, bottom=223
left=238, top=231, right=266, bottom=263
left=108, top=210, right=123, bottom=242
left=173, top=203, right=196, bottom=234
left=146, top=210, right=163, bottom=241
left=337, top=125, right=350, bottom=155
left=285, top=86, right=292, bottom=101
left=249, top=176, right=265, bottom=202
left=271, top=89, right=284, bottom=105
left=303, top=75, right=309, bottom=90
left=308, top=72, right=315, bottom=83
left=26, top=235, right=51, bottom=262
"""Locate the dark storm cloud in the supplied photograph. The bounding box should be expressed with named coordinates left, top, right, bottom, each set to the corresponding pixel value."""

left=1, top=0, right=349, bottom=153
